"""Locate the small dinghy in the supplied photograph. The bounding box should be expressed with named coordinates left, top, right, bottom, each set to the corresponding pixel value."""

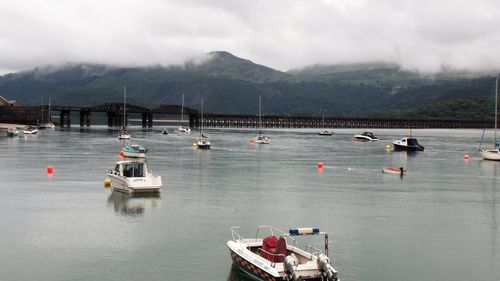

left=161, top=129, right=169, bottom=135
left=383, top=167, right=406, bottom=175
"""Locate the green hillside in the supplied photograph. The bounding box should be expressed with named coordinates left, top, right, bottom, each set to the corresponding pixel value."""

left=0, top=51, right=497, bottom=118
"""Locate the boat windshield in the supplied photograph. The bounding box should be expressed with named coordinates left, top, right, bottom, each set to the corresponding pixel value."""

left=122, top=163, right=145, bottom=177
left=407, top=138, right=420, bottom=146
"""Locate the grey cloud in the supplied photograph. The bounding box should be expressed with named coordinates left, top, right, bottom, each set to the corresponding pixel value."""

left=1, top=0, right=500, bottom=74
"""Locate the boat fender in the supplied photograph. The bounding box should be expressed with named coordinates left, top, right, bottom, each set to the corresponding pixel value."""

left=283, top=254, right=299, bottom=281
left=317, top=254, right=338, bottom=281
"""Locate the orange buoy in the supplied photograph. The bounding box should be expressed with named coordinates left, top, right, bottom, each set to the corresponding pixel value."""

left=317, top=162, right=324, bottom=169
left=249, top=138, right=254, bottom=144
left=119, top=150, right=124, bottom=158
left=47, top=165, right=54, bottom=174
left=464, top=154, right=470, bottom=160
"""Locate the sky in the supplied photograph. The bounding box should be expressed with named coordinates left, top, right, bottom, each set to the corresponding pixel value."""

left=1, top=0, right=500, bottom=74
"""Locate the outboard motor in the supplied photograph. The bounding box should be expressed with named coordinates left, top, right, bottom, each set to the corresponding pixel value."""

left=283, top=254, right=299, bottom=281
left=317, top=254, right=338, bottom=281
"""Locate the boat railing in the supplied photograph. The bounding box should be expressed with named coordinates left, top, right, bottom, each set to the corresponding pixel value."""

left=305, top=244, right=322, bottom=257
left=255, top=225, right=299, bottom=248
left=231, top=226, right=244, bottom=241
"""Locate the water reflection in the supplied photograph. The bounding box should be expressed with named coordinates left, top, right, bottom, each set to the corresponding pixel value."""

left=226, top=264, right=254, bottom=281
left=478, top=160, right=498, bottom=259
left=107, top=191, right=161, bottom=216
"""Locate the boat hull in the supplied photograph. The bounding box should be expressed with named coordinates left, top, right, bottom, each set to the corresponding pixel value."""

left=354, top=136, right=378, bottom=141
left=480, top=149, right=500, bottom=161
left=229, top=249, right=280, bottom=281
left=122, top=152, right=146, bottom=158
left=318, top=132, right=333, bottom=136
left=108, top=174, right=161, bottom=194
left=383, top=167, right=404, bottom=174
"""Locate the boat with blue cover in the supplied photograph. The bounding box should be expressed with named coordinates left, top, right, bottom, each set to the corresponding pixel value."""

left=227, top=226, right=338, bottom=281
left=122, top=144, right=148, bottom=158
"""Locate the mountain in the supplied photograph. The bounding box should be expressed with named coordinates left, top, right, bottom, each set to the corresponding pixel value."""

left=0, top=51, right=497, bottom=118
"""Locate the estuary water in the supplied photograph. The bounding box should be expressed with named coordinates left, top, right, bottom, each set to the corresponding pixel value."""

left=0, top=127, right=498, bottom=281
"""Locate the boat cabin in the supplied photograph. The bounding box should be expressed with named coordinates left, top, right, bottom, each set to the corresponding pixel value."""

left=114, top=161, right=146, bottom=178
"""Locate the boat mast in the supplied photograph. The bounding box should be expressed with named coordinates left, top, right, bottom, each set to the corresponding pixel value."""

left=48, top=98, right=51, bottom=123
left=258, top=95, right=262, bottom=135
left=200, top=97, right=204, bottom=138
left=123, top=87, right=126, bottom=129
left=495, top=75, right=498, bottom=145
left=181, top=94, right=184, bottom=125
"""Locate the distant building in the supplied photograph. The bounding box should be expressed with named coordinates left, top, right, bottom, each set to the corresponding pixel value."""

left=0, top=96, right=20, bottom=107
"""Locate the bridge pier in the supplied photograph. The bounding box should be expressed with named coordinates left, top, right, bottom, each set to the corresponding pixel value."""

left=147, top=113, right=153, bottom=127
left=79, top=111, right=91, bottom=127
left=59, top=110, right=71, bottom=127
left=142, top=113, right=147, bottom=128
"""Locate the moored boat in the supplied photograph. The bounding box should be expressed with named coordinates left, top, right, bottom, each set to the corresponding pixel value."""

left=393, top=134, right=424, bottom=152
left=253, top=95, right=271, bottom=144
left=7, top=127, right=19, bottom=136
left=161, top=128, right=169, bottom=135
left=196, top=98, right=211, bottom=149
left=353, top=132, right=378, bottom=141
left=107, top=159, right=162, bottom=194
left=480, top=75, right=500, bottom=161
left=122, top=144, right=148, bottom=158
left=318, top=130, right=333, bottom=136
left=227, top=226, right=339, bottom=281
left=23, top=126, right=38, bottom=134
left=118, top=87, right=131, bottom=140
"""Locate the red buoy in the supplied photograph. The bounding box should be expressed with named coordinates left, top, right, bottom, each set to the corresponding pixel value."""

left=119, top=150, right=124, bottom=158
left=47, top=165, right=54, bottom=174
left=249, top=138, right=254, bottom=144
left=317, top=162, right=324, bottom=169
left=464, top=154, right=470, bottom=160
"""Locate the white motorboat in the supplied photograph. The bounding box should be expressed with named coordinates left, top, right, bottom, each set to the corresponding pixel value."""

left=253, top=95, right=271, bottom=144
left=107, top=159, right=162, bottom=194
left=227, top=226, right=339, bottom=281
left=196, top=98, right=211, bottom=149
left=480, top=75, right=500, bottom=161
left=7, top=127, right=19, bottom=136
left=176, top=94, right=191, bottom=133
left=318, top=130, right=333, bottom=136
left=161, top=128, right=169, bottom=135
left=318, top=115, right=333, bottom=136
left=353, top=132, right=378, bottom=141
left=118, top=87, right=131, bottom=140
left=23, top=126, right=38, bottom=134
left=122, top=144, right=148, bottom=158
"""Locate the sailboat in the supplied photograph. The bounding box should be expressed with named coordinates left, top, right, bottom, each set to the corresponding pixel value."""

left=38, top=98, right=56, bottom=129
left=480, top=75, right=500, bottom=160
left=175, top=94, right=191, bottom=133
left=196, top=97, right=211, bottom=149
left=118, top=87, right=131, bottom=140
left=253, top=95, right=270, bottom=144
left=318, top=115, right=333, bottom=135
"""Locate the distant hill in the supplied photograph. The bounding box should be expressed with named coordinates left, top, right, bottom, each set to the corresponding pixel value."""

left=0, top=51, right=498, bottom=118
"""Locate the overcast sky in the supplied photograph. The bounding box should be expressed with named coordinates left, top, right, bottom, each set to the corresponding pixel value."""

left=1, top=0, right=500, bottom=74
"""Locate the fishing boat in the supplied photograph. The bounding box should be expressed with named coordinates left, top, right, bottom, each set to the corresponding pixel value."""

left=7, top=127, right=19, bottom=136
left=253, top=95, right=271, bottom=144
left=118, top=87, right=131, bottom=140
left=227, top=226, right=339, bottom=281
left=318, top=116, right=333, bottom=136
left=382, top=167, right=406, bottom=175
left=107, top=158, right=162, bottom=194
left=196, top=97, right=211, bottom=149
left=176, top=94, right=191, bottom=133
left=353, top=132, right=378, bottom=141
left=480, top=75, right=500, bottom=160
left=393, top=130, right=424, bottom=151
left=122, top=144, right=148, bottom=158
left=23, top=126, right=38, bottom=134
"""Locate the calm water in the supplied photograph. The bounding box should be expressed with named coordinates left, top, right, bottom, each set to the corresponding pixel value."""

left=0, top=127, right=498, bottom=281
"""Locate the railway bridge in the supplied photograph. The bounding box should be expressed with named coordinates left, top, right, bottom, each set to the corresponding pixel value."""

left=0, top=104, right=492, bottom=129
